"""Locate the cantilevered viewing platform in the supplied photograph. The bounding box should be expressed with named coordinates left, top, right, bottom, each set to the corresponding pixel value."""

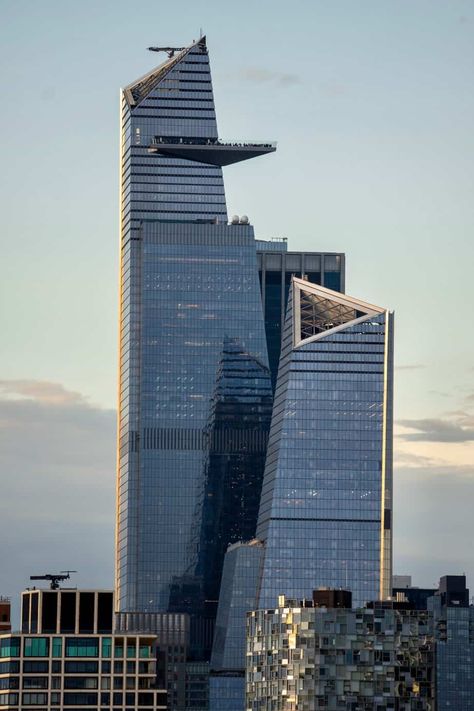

left=148, top=136, right=277, bottom=167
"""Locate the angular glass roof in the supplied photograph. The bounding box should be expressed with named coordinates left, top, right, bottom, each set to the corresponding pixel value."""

left=291, top=277, right=385, bottom=347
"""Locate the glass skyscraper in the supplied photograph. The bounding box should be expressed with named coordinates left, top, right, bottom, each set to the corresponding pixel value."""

left=116, top=37, right=275, bottom=633
left=256, top=277, right=393, bottom=608
left=117, top=34, right=393, bottom=710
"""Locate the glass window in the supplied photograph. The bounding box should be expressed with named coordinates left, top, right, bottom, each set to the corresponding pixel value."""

left=139, top=644, right=151, bottom=659
left=65, top=637, right=99, bottom=657
left=24, top=637, right=49, bottom=657
left=22, top=677, right=48, bottom=689
left=102, top=637, right=112, bottom=658
left=0, top=637, right=20, bottom=658
left=0, top=693, right=19, bottom=705
left=52, top=637, right=62, bottom=658
left=63, top=691, right=98, bottom=705
left=22, top=692, right=48, bottom=705
left=0, top=660, right=19, bottom=674
left=64, top=660, right=98, bottom=673
left=64, top=676, right=98, bottom=689
left=23, top=660, right=49, bottom=673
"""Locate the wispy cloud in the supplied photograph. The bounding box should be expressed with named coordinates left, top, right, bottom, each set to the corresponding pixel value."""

left=397, top=417, right=474, bottom=443
left=0, top=379, right=87, bottom=406
left=239, top=67, right=301, bottom=87
left=393, top=450, right=445, bottom=468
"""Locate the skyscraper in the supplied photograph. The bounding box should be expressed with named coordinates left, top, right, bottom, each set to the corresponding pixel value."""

left=116, top=36, right=276, bottom=633
left=256, top=277, right=394, bottom=608
left=209, top=277, right=393, bottom=708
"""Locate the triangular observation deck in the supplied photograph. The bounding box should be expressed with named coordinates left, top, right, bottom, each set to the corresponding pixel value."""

left=291, top=277, right=386, bottom=348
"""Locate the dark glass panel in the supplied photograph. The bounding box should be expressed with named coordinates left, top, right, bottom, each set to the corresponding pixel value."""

left=79, top=592, right=95, bottom=633
left=60, top=592, right=76, bottom=633
left=42, top=592, right=58, bottom=633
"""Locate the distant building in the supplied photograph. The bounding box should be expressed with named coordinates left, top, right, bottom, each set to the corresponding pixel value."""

left=0, top=587, right=167, bottom=710
left=393, top=575, right=437, bottom=611
left=115, top=610, right=190, bottom=711
left=246, top=592, right=435, bottom=710
left=0, top=598, right=10, bottom=634
left=428, top=575, right=474, bottom=711
left=256, top=243, right=345, bottom=388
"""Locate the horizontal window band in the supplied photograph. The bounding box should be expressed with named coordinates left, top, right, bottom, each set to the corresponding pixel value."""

left=292, top=359, right=384, bottom=364
left=129, top=209, right=228, bottom=215
left=131, top=115, right=217, bottom=120
left=142, top=97, right=214, bottom=102
left=289, top=369, right=384, bottom=375
left=148, top=88, right=214, bottom=93
left=266, top=516, right=382, bottom=524
left=141, top=427, right=269, bottom=452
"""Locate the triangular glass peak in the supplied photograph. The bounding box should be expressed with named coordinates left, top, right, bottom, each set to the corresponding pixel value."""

left=292, top=277, right=385, bottom=347
left=123, top=37, right=207, bottom=108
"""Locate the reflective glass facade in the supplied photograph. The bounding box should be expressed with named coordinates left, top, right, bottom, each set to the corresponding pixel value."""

left=211, top=542, right=263, bottom=672
left=116, top=38, right=273, bottom=630
left=117, top=220, right=271, bottom=615
left=256, top=278, right=394, bottom=608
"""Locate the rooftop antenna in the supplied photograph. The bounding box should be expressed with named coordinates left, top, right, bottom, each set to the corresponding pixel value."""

left=29, top=571, right=77, bottom=590
left=147, top=46, right=185, bottom=58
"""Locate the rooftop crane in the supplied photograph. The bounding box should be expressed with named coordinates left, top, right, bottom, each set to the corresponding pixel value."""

left=29, top=571, right=77, bottom=590
left=147, top=46, right=185, bottom=58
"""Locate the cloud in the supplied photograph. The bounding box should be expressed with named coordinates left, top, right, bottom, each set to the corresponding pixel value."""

left=239, top=67, right=301, bottom=87
left=393, top=450, right=444, bottom=468
left=397, top=417, right=474, bottom=442
left=0, top=379, right=86, bottom=406
left=0, top=380, right=116, bottom=615
left=395, top=364, right=426, bottom=371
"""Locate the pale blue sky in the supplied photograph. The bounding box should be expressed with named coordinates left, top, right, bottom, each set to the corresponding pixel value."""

left=1, top=0, right=474, bottom=606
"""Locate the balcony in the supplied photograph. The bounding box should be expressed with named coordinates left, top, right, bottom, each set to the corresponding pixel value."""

left=148, top=136, right=276, bottom=166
